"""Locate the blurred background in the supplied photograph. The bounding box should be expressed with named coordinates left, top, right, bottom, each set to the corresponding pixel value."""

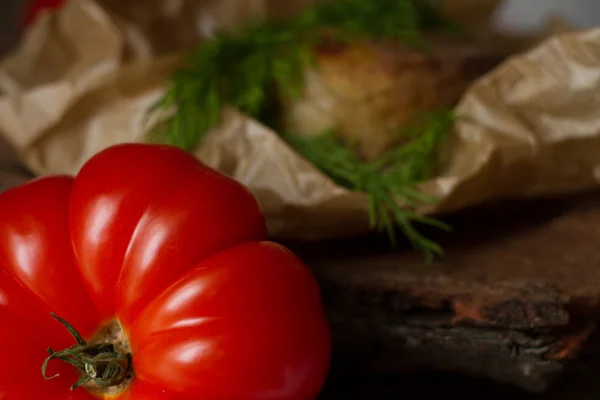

left=3, top=0, right=600, bottom=56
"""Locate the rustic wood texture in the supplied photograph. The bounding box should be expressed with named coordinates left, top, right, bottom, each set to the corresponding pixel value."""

left=318, top=367, right=600, bottom=399
left=286, top=192, right=600, bottom=394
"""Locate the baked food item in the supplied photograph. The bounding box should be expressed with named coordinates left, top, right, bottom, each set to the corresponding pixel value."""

left=281, top=34, right=505, bottom=161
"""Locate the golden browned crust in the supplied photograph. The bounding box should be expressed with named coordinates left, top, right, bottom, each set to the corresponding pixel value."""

left=281, top=34, right=505, bottom=160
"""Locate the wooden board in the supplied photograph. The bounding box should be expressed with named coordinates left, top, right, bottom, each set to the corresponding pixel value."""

left=287, top=192, right=600, bottom=393
left=319, top=367, right=600, bottom=399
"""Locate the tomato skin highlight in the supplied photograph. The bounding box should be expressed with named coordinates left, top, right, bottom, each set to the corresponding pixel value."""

left=0, top=176, right=100, bottom=338
left=0, top=143, right=331, bottom=400
left=69, top=144, right=267, bottom=324
left=130, top=241, right=331, bottom=399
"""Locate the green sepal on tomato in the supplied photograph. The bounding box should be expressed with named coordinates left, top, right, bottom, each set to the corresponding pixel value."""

left=0, top=143, right=331, bottom=399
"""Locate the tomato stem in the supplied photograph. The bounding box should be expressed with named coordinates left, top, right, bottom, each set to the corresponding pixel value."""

left=41, top=313, right=132, bottom=390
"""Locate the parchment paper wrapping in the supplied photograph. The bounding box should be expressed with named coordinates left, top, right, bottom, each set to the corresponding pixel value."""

left=0, top=0, right=597, bottom=240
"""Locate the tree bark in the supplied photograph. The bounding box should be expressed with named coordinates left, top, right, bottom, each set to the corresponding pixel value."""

left=288, top=192, right=600, bottom=393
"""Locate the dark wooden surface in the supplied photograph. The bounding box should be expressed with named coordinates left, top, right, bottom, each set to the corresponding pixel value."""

left=287, top=193, right=600, bottom=398
left=319, top=367, right=600, bottom=399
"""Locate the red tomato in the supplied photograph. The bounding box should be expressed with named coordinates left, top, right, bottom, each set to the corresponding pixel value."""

left=24, top=0, right=66, bottom=27
left=0, top=143, right=331, bottom=399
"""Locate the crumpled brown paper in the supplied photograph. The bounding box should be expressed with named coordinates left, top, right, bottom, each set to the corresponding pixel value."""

left=0, top=0, right=596, bottom=240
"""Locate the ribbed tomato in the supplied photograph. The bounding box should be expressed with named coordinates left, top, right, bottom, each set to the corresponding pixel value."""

left=0, top=143, right=331, bottom=399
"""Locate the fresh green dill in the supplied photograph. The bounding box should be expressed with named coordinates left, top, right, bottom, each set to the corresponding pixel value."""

left=150, top=0, right=459, bottom=260
left=283, top=111, right=454, bottom=262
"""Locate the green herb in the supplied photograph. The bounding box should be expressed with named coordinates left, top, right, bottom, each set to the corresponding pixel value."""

left=283, top=111, right=453, bottom=262
left=150, top=0, right=458, bottom=260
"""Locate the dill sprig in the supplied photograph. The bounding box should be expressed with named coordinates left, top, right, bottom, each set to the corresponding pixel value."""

left=150, top=0, right=459, bottom=260
left=283, top=111, right=454, bottom=262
